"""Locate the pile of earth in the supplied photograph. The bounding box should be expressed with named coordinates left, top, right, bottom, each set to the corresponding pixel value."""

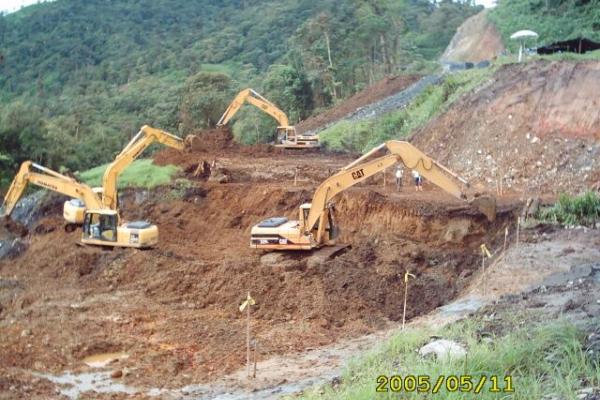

left=413, top=60, right=600, bottom=194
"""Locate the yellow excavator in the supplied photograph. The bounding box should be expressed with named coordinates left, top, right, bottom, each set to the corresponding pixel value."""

left=63, top=125, right=185, bottom=225
left=217, top=88, right=320, bottom=149
left=250, top=141, right=496, bottom=251
left=1, top=161, right=158, bottom=248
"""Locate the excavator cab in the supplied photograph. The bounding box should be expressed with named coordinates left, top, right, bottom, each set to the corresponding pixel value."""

left=82, top=210, right=118, bottom=242
left=275, top=126, right=320, bottom=149
left=276, top=127, right=295, bottom=145
left=81, top=209, right=158, bottom=248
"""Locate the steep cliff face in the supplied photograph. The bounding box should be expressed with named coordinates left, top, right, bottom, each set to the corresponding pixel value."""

left=441, top=10, right=505, bottom=63
left=414, top=60, right=600, bottom=193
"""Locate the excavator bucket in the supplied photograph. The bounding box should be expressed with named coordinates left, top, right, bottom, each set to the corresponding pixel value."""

left=470, top=194, right=497, bottom=222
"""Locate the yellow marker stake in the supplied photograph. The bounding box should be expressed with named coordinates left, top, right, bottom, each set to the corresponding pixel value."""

left=402, top=271, right=416, bottom=330
left=239, top=292, right=256, bottom=378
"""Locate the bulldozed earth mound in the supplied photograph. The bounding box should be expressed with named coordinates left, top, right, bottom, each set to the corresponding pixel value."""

left=295, top=74, right=421, bottom=134
left=0, top=140, right=522, bottom=396
left=182, top=127, right=234, bottom=153
left=413, top=60, right=600, bottom=194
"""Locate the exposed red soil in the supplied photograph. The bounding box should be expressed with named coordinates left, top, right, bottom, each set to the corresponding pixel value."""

left=7, top=59, right=598, bottom=398
left=413, top=60, right=600, bottom=194
left=295, top=74, right=421, bottom=133
left=441, top=10, right=505, bottom=63
left=0, top=143, right=520, bottom=397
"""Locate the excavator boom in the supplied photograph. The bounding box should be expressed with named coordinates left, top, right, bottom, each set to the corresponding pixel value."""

left=217, top=88, right=289, bottom=127
left=1, top=161, right=102, bottom=217
left=251, top=140, right=494, bottom=251
left=303, top=141, right=466, bottom=233
left=101, top=125, right=185, bottom=210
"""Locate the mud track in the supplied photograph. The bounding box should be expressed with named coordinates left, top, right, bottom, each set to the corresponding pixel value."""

left=0, top=144, right=521, bottom=397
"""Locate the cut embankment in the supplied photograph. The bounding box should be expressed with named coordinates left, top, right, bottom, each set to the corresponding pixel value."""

left=0, top=173, right=519, bottom=390
left=413, top=60, right=600, bottom=194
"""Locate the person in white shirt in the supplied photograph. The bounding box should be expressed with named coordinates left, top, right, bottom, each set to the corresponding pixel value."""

left=412, top=170, right=423, bottom=191
left=395, top=166, right=403, bottom=191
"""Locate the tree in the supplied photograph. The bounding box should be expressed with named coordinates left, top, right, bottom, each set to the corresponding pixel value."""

left=263, top=65, right=314, bottom=123
left=178, top=72, right=234, bottom=133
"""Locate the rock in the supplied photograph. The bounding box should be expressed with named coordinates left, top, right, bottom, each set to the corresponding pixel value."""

left=418, top=339, right=466, bottom=360
left=21, top=329, right=32, bottom=337
left=577, top=387, right=594, bottom=399
left=111, top=370, right=123, bottom=379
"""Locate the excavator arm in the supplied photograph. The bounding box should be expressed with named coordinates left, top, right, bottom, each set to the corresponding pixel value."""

left=217, top=88, right=290, bottom=127
left=1, top=161, right=102, bottom=217
left=101, top=125, right=184, bottom=210
left=251, top=140, right=494, bottom=251
left=304, top=141, right=468, bottom=234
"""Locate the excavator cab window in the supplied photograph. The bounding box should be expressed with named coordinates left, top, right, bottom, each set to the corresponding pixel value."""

left=302, top=208, right=310, bottom=226
left=83, top=212, right=117, bottom=242
left=276, top=127, right=288, bottom=144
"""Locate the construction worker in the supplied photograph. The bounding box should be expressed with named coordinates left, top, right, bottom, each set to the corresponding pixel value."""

left=395, top=166, right=403, bottom=191
left=412, top=170, right=423, bottom=191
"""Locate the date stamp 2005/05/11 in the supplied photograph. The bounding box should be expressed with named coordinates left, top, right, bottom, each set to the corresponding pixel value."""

left=376, top=375, right=514, bottom=394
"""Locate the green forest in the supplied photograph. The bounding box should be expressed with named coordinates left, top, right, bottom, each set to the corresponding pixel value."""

left=0, top=0, right=481, bottom=185
left=489, top=0, right=600, bottom=50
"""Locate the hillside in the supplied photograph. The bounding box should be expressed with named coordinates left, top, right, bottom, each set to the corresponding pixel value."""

left=2, top=2, right=600, bottom=399
left=413, top=60, right=600, bottom=194
left=0, top=0, right=481, bottom=186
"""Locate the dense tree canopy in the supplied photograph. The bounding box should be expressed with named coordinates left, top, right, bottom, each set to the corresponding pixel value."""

left=489, top=0, right=600, bottom=50
left=0, top=0, right=481, bottom=186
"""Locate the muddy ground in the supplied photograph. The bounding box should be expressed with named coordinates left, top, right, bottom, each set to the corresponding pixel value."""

left=0, top=142, right=522, bottom=399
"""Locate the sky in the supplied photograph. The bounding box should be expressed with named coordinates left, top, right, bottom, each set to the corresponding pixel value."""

left=0, top=0, right=46, bottom=13
left=0, top=0, right=497, bottom=14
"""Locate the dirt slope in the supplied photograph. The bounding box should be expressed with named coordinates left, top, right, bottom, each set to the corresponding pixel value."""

left=413, top=60, right=600, bottom=193
left=296, top=75, right=420, bottom=134
left=441, top=10, right=505, bottom=63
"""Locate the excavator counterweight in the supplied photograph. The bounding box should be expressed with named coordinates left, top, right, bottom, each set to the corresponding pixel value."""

left=250, top=140, right=496, bottom=251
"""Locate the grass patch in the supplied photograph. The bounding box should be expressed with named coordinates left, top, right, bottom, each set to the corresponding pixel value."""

left=536, top=191, right=600, bottom=227
left=78, top=158, right=180, bottom=189
left=297, top=317, right=598, bottom=400
left=319, top=68, right=493, bottom=153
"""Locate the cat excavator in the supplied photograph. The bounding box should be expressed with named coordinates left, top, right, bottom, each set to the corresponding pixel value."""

left=1, top=161, right=158, bottom=248
left=217, top=88, right=320, bottom=149
left=250, top=140, right=496, bottom=251
left=63, top=125, right=185, bottom=226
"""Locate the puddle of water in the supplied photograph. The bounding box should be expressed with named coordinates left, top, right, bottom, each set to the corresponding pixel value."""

left=82, top=352, right=129, bottom=368
left=35, top=371, right=139, bottom=399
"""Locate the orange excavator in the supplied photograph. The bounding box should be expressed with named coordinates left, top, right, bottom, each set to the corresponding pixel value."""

left=217, top=88, right=319, bottom=149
